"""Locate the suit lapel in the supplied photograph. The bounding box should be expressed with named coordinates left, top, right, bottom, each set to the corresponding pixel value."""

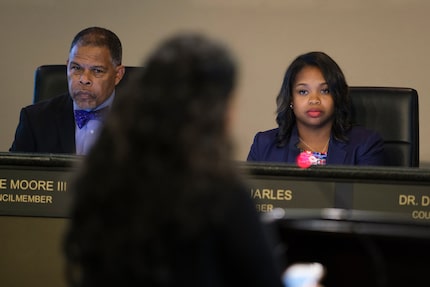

left=327, top=139, right=347, bottom=165
left=56, top=95, right=76, bottom=153
left=286, top=127, right=301, bottom=163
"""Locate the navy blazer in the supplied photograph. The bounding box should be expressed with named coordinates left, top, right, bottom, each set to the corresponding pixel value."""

left=247, top=126, right=384, bottom=166
left=10, top=94, right=76, bottom=154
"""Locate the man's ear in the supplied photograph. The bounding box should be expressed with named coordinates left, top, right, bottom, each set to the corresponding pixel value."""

left=115, top=65, right=126, bottom=86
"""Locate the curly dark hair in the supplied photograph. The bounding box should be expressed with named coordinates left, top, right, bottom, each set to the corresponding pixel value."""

left=70, top=26, right=122, bottom=66
left=275, top=51, right=352, bottom=146
left=63, top=33, right=240, bottom=286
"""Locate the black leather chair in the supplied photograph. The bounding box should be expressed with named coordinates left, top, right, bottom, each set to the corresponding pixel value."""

left=349, top=86, right=419, bottom=167
left=33, top=64, right=143, bottom=103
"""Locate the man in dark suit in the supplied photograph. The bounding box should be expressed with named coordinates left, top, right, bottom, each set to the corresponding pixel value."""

left=10, top=26, right=125, bottom=155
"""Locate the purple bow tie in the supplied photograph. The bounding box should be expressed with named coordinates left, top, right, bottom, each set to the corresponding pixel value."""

left=74, top=107, right=109, bottom=129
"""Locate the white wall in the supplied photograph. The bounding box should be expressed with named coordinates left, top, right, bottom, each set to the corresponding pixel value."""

left=1, top=0, right=429, bottom=166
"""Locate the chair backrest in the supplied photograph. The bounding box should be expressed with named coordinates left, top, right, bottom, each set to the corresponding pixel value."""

left=33, top=64, right=143, bottom=103
left=349, top=86, right=419, bottom=167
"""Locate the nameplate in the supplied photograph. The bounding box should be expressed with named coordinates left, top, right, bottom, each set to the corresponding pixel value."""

left=245, top=176, right=335, bottom=213
left=0, top=168, right=74, bottom=217
left=353, top=183, right=430, bottom=221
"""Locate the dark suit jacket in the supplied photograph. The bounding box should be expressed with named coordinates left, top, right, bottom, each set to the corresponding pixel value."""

left=247, top=125, right=385, bottom=166
left=10, top=94, right=76, bottom=154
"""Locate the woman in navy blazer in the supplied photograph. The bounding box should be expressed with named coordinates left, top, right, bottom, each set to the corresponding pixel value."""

left=247, top=51, right=384, bottom=166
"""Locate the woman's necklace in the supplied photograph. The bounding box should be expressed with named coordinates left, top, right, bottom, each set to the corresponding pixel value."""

left=299, top=137, right=330, bottom=153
